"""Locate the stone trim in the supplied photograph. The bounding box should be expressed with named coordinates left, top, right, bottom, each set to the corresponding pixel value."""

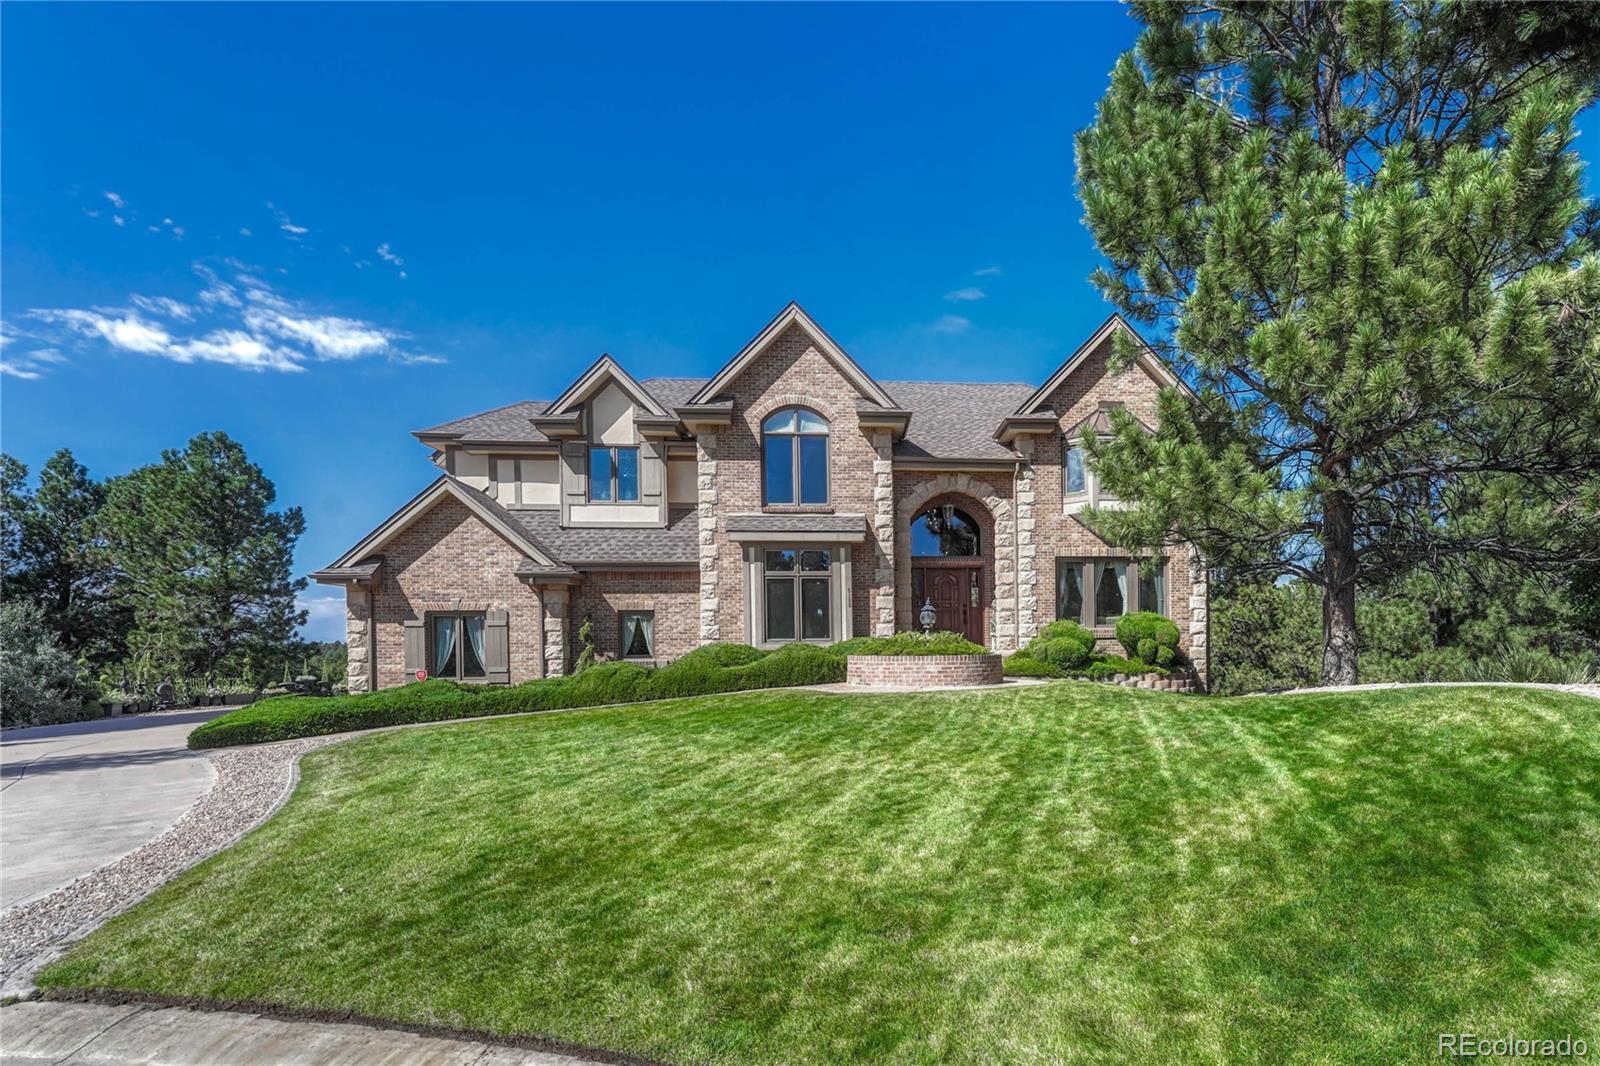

left=542, top=586, right=569, bottom=677
left=896, top=474, right=1017, bottom=651
left=870, top=429, right=896, bottom=636
left=696, top=432, right=721, bottom=642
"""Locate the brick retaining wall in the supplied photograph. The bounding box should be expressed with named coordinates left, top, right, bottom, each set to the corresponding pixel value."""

left=846, top=653, right=1003, bottom=688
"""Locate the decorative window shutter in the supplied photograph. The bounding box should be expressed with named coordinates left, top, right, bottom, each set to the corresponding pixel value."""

left=403, top=618, right=425, bottom=676
left=562, top=441, right=587, bottom=503
left=485, top=609, right=510, bottom=683
left=641, top=438, right=663, bottom=502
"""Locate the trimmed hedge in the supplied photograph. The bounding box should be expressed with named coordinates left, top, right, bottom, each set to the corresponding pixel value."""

left=188, top=642, right=845, bottom=749
left=830, top=631, right=987, bottom=657
left=1114, top=611, right=1181, bottom=667
left=1002, top=617, right=1171, bottom=681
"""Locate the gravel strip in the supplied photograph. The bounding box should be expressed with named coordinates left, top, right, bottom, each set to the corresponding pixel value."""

left=0, top=735, right=344, bottom=996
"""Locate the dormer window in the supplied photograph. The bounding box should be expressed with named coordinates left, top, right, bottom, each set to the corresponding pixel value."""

left=762, top=407, right=829, bottom=506
left=589, top=445, right=640, bottom=502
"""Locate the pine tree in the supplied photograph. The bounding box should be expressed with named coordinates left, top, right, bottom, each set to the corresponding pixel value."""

left=1076, top=1, right=1600, bottom=683
left=99, top=431, right=307, bottom=679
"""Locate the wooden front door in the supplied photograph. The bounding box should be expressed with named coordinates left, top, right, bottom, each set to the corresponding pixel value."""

left=912, top=562, right=985, bottom=645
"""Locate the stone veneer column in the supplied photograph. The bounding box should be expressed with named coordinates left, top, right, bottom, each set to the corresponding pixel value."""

left=696, top=433, right=721, bottom=642
left=543, top=586, right=569, bottom=677
left=1187, top=545, right=1209, bottom=689
left=344, top=585, right=372, bottom=692
left=1013, top=438, right=1038, bottom=646
left=870, top=430, right=896, bottom=636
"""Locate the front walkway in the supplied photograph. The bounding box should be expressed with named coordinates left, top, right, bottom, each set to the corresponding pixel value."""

left=0, top=1000, right=613, bottom=1065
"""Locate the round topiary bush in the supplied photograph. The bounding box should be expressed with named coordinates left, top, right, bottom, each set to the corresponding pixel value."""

left=1114, top=611, right=1181, bottom=667
left=1034, top=635, right=1094, bottom=672
left=1036, top=618, right=1096, bottom=651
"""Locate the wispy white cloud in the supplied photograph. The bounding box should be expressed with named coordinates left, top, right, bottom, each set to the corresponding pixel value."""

left=931, top=314, right=972, bottom=335
left=295, top=592, right=348, bottom=641
left=944, top=287, right=986, bottom=302
left=376, top=243, right=404, bottom=267
left=974, top=266, right=1002, bottom=277
left=0, top=361, right=43, bottom=380
left=267, top=202, right=309, bottom=238
left=112, top=215, right=126, bottom=227
left=239, top=227, right=253, bottom=237
left=27, top=348, right=68, bottom=364
left=13, top=262, right=439, bottom=376
left=131, top=295, right=196, bottom=321
left=104, top=191, right=125, bottom=209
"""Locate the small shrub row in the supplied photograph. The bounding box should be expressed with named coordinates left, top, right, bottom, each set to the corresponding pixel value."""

left=829, top=631, right=988, bottom=657
left=1002, top=612, right=1183, bottom=681
left=188, top=642, right=847, bottom=749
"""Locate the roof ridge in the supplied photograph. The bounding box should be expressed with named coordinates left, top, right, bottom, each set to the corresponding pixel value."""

left=880, top=379, right=1036, bottom=387
left=417, top=399, right=548, bottom=434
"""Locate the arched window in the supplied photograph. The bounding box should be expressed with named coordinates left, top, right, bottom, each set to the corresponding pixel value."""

left=911, top=504, right=980, bottom=557
left=762, top=407, right=829, bottom=505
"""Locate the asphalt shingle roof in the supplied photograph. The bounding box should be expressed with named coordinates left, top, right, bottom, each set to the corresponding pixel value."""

left=881, top=381, right=1036, bottom=461
left=417, top=401, right=550, bottom=443
left=414, top=378, right=1036, bottom=459
left=507, top=506, right=699, bottom=567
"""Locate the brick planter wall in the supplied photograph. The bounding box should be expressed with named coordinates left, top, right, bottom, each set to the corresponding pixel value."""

left=846, top=653, right=1004, bottom=689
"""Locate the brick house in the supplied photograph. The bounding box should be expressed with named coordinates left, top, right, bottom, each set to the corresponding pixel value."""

left=314, top=304, right=1209, bottom=689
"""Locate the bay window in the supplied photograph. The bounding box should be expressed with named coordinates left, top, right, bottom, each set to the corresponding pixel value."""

left=1055, top=558, right=1168, bottom=626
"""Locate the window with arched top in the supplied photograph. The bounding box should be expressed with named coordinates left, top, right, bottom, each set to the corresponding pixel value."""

left=762, top=407, right=829, bottom=505
left=911, top=504, right=981, bottom=557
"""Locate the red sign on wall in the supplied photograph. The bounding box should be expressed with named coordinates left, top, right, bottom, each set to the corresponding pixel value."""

left=415, top=669, right=428, bottom=682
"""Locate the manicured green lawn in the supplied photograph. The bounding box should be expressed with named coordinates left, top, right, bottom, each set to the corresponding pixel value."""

left=42, top=684, right=1600, bottom=1063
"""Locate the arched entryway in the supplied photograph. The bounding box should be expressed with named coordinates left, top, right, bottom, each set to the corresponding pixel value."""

left=909, top=499, right=989, bottom=644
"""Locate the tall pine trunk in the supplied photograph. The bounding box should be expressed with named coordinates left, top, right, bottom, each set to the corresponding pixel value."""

left=1321, top=491, right=1359, bottom=685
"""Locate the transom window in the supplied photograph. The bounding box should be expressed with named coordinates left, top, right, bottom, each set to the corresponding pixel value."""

left=762, top=407, right=829, bottom=506
left=1055, top=558, right=1166, bottom=625
left=430, top=612, right=486, bottom=680
left=763, top=547, right=831, bottom=642
left=589, top=446, right=640, bottom=502
left=619, top=611, right=655, bottom=659
left=910, top=504, right=980, bottom=557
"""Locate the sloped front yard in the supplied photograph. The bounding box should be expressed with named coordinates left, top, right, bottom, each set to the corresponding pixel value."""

left=41, top=685, right=1600, bottom=1063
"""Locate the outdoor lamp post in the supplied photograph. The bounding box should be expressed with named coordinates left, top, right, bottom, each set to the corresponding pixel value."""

left=919, top=597, right=937, bottom=634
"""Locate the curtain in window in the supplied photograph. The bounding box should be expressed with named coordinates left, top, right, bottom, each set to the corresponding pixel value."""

left=432, top=616, right=456, bottom=677
left=1138, top=563, right=1166, bottom=615
left=1094, top=562, right=1127, bottom=625
left=463, top=615, right=486, bottom=677
left=622, top=613, right=653, bottom=657
left=1057, top=561, right=1083, bottom=621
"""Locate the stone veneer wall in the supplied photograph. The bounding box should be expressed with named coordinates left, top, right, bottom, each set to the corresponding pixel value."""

left=344, top=585, right=373, bottom=692
left=368, top=495, right=545, bottom=688
left=705, top=323, right=886, bottom=643
left=571, top=570, right=699, bottom=663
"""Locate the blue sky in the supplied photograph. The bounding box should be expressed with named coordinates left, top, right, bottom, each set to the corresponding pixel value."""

left=3, top=4, right=1595, bottom=640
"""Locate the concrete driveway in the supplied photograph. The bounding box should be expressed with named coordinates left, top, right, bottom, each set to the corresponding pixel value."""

left=1, top=709, right=227, bottom=911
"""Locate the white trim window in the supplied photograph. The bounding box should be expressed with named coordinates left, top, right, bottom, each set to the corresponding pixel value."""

left=762, top=547, right=831, bottom=642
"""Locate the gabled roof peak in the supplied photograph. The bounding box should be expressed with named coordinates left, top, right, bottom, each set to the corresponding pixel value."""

left=546, top=352, right=669, bottom=418
left=688, top=302, right=898, bottom=409
left=1013, top=313, right=1195, bottom=416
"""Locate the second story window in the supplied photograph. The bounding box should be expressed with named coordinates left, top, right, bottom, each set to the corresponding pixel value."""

left=588, top=445, right=640, bottom=502
left=762, top=407, right=829, bottom=505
